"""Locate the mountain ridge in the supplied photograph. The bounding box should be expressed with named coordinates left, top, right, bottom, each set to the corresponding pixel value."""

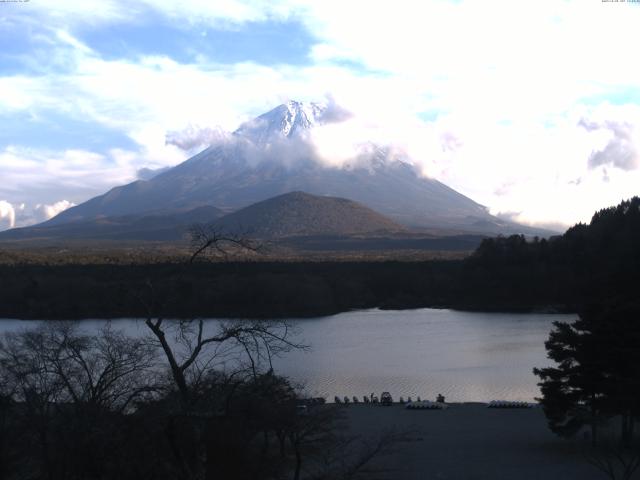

left=212, top=191, right=405, bottom=238
left=34, top=100, right=553, bottom=237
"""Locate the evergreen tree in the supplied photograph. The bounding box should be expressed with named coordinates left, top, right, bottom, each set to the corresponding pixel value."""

left=534, top=305, right=640, bottom=445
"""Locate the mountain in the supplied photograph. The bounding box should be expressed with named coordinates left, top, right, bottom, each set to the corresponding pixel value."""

left=233, top=101, right=329, bottom=144
left=35, top=100, right=550, bottom=236
left=0, top=206, right=224, bottom=242
left=213, top=191, right=404, bottom=238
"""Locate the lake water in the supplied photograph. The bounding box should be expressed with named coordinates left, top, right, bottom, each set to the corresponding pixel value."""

left=0, top=308, right=575, bottom=402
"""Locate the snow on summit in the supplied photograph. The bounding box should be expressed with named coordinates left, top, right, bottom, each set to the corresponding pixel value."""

left=234, top=101, right=332, bottom=145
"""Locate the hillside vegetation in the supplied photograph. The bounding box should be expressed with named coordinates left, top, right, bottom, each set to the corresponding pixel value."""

left=213, top=191, right=405, bottom=238
left=0, top=197, right=638, bottom=319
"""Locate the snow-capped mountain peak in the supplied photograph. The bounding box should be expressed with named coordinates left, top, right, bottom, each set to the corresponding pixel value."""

left=282, top=100, right=326, bottom=135
left=233, top=100, right=328, bottom=145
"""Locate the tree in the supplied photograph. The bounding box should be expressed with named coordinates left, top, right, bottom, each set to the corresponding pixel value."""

left=534, top=305, right=640, bottom=446
left=139, top=225, right=303, bottom=405
left=0, top=321, right=157, bottom=480
left=134, top=225, right=306, bottom=480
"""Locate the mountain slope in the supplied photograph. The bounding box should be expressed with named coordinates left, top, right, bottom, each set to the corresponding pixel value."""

left=213, top=191, right=405, bottom=238
left=41, top=101, right=550, bottom=236
left=0, top=206, right=224, bottom=242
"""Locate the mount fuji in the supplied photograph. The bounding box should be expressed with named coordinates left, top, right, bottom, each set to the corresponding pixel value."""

left=7, top=101, right=550, bottom=241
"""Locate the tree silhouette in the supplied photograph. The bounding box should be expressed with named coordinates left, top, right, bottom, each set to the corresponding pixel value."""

left=534, top=305, right=640, bottom=446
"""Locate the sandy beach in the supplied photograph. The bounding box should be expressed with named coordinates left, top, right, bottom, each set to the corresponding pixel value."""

left=342, top=403, right=604, bottom=480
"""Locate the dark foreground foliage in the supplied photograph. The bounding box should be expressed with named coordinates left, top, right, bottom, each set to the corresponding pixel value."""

left=534, top=305, right=640, bottom=444
left=0, top=322, right=405, bottom=480
left=530, top=198, right=640, bottom=477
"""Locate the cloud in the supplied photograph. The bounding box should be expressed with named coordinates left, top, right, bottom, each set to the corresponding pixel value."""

left=582, top=121, right=639, bottom=171
left=165, top=125, right=230, bottom=151
left=162, top=97, right=420, bottom=173
left=0, top=144, right=186, bottom=219
left=0, top=199, right=77, bottom=230
left=33, top=200, right=76, bottom=223
left=440, top=132, right=463, bottom=153
left=3, top=0, right=640, bottom=230
left=0, top=146, right=134, bottom=200
left=9, top=0, right=295, bottom=29
left=493, top=210, right=567, bottom=234
left=0, top=201, right=16, bottom=229
left=316, top=98, right=353, bottom=124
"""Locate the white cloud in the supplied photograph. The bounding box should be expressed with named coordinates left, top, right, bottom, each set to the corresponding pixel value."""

left=0, top=199, right=79, bottom=230
left=21, top=0, right=296, bottom=28
left=33, top=200, right=76, bottom=222
left=0, top=144, right=186, bottom=209
left=0, top=201, right=16, bottom=229
left=578, top=107, right=640, bottom=172
left=166, top=125, right=231, bottom=151
left=3, top=0, right=640, bottom=228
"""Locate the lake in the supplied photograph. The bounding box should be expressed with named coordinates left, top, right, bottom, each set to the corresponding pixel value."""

left=0, top=308, right=574, bottom=402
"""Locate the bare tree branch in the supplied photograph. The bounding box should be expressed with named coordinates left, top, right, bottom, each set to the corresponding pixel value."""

left=188, top=223, right=262, bottom=263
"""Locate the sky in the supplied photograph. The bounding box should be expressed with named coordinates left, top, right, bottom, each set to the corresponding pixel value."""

left=1, top=0, right=639, bottom=231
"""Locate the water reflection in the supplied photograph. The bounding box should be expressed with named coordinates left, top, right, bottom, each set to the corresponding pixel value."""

left=271, top=309, right=574, bottom=402
left=0, top=308, right=575, bottom=402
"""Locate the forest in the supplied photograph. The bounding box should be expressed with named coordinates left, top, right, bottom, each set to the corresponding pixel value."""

left=2, top=197, right=639, bottom=320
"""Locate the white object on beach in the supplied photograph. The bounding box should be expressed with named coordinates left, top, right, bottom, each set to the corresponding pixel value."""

left=406, top=400, right=447, bottom=410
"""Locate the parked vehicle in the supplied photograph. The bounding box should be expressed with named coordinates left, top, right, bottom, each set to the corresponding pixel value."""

left=380, top=392, right=393, bottom=406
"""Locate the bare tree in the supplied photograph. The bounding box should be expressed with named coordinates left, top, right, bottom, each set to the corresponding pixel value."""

left=0, top=322, right=158, bottom=479
left=54, top=323, right=156, bottom=411
left=188, top=223, right=262, bottom=263
left=140, top=225, right=303, bottom=405
left=0, top=322, right=157, bottom=412
left=144, top=316, right=303, bottom=406
left=134, top=226, right=306, bottom=480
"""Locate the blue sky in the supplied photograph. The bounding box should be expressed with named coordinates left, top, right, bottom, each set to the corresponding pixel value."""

left=1, top=0, right=640, bottom=230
